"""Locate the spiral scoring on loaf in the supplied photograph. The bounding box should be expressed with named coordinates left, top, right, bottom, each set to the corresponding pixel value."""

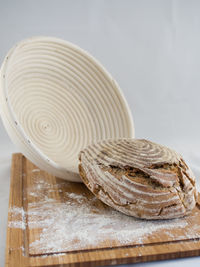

left=85, top=139, right=180, bottom=167
left=1, top=37, right=134, bottom=180
left=79, top=139, right=197, bottom=219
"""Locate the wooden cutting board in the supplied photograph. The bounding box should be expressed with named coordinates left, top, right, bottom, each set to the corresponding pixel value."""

left=5, top=153, right=200, bottom=267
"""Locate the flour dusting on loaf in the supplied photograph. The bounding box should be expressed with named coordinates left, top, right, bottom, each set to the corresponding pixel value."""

left=79, top=139, right=197, bottom=219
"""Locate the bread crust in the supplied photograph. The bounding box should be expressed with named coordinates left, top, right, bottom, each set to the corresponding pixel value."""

left=79, top=139, right=197, bottom=220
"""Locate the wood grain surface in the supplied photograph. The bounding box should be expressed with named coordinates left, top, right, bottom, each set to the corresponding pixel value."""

left=5, top=154, right=200, bottom=267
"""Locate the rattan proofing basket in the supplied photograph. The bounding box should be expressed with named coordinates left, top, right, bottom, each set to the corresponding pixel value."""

left=0, top=36, right=134, bottom=181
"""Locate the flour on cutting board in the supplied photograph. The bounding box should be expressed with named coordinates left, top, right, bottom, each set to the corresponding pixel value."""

left=8, top=207, right=26, bottom=230
left=8, top=175, right=200, bottom=254
left=32, top=168, right=40, bottom=173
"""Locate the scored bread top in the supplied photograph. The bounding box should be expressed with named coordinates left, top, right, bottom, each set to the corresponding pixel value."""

left=79, top=139, right=197, bottom=220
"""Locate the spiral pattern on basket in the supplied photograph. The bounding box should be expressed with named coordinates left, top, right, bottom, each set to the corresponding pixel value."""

left=0, top=37, right=134, bottom=181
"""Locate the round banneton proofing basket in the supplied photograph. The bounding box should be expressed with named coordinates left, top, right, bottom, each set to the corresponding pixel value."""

left=0, top=36, right=134, bottom=182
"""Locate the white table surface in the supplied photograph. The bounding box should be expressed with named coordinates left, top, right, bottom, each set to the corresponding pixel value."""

left=0, top=0, right=200, bottom=266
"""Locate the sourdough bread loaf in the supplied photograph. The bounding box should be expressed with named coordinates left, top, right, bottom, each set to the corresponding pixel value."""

left=79, top=139, right=197, bottom=219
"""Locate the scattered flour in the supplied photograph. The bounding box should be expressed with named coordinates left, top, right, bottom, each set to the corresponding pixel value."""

left=28, top=196, right=189, bottom=253
left=8, top=206, right=26, bottom=230
left=8, top=175, right=200, bottom=255
left=32, top=169, right=40, bottom=173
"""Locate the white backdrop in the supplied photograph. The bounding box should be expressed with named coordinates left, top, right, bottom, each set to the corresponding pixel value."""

left=0, top=0, right=200, bottom=266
